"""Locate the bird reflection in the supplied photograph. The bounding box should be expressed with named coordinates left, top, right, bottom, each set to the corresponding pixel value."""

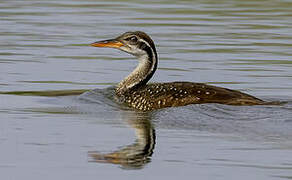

left=88, top=111, right=156, bottom=169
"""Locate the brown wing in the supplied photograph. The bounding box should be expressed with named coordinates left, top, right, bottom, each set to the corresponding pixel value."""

left=134, top=82, right=264, bottom=110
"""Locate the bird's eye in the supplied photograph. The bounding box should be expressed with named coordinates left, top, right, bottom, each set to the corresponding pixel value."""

left=126, top=36, right=138, bottom=42
left=130, top=36, right=137, bottom=42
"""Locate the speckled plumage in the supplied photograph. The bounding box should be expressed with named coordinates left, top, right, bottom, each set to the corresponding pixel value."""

left=118, top=82, right=264, bottom=111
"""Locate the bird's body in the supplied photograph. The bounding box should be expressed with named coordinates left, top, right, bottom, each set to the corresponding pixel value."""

left=91, top=31, right=265, bottom=111
left=119, top=82, right=264, bottom=111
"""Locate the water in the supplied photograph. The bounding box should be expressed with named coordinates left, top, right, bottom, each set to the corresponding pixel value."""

left=1, top=0, right=292, bottom=179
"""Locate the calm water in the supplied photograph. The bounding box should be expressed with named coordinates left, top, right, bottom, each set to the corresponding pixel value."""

left=1, top=0, right=292, bottom=179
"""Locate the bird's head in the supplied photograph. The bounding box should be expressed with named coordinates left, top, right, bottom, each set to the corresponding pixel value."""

left=91, top=31, right=156, bottom=58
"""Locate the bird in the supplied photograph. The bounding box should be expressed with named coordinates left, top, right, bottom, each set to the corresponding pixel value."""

left=90, top=31, right=265, bottom=111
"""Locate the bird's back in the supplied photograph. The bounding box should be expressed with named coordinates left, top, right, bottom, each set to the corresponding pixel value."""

left=119, top=82, right=265, bottom=111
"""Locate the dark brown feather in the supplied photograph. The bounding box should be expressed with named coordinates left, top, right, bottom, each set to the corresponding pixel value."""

left=120, top=82, right=264, bottom=111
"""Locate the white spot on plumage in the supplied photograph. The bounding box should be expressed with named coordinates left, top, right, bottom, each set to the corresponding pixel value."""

left=162, top=100, right=166, bottom=105
left=142, top=99, right=146, bottom=104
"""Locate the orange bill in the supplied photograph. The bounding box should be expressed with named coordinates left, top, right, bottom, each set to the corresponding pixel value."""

left=91, top=39, right=123, bottom=48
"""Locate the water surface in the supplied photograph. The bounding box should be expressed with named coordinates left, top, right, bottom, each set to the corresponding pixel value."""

left=1, top=0, right=292, bottom=179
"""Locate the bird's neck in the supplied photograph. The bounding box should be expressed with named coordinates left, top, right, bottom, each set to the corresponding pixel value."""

left=116, top=50, right=157, bottom=95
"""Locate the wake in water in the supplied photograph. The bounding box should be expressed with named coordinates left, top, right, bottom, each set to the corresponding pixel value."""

left=76, top=87, right=292, bottom=140
left=4, top=87, right=292, bottom=140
